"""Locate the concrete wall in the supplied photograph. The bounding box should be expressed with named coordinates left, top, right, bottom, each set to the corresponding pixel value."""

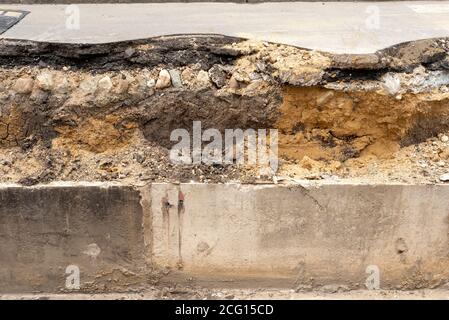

left=151, top=183, right=449, bottom=290
left=0, top=184, right=145, bottom=293
left=1, top=182, right=449, bottom=292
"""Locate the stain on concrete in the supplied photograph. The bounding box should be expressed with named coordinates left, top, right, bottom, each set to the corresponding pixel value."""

left=177, top=190, right=185, bottom=269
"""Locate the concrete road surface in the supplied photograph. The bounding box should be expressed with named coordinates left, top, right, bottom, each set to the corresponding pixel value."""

left=1, top=2, right=449, bottom=53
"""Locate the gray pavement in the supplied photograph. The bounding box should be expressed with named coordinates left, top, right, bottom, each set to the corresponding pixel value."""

left=1, top=2, right=449, bottom=53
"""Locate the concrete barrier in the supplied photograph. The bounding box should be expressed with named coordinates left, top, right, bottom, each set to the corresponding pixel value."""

left=1, top=182, right=449, bottom=292
left=151, top=183, right=449, bottom=290
left=0, top=184, right=146, bottom=293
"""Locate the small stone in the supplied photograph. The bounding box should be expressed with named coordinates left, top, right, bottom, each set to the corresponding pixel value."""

left=98, top=76, right=113, bottom=91
left=208, top=65, right=228, bottom=88
left=439, top=173, right=449, bottom=182
left=146, top=79, right=155, bottom=88
left=229, top=76, right=239, bottom=90
left=36, top=72, right=54, bottom=91
left=115, top=78, right=129, bottom=94
left=441, top=135, right=449, bottom=143
left=181, top=67, right=195, bottom=86
left=133, top=75, right=149, bottom=93
left=168, top=69, right=182, bottom=88
left=13, top=77, right=34, bottom=94
left=256, top=61, right=266, bottom=72
left=54, top=76, right=70, bottom=94
left=155, top=69, right=171, bottom=89
left=196, top=70, right=211, bottom=88
left=233, top=72, right=247, bottom=83
left=249, top=72, right=262, bottom=81
left=133, top=152, right=145, bottom=164
left=381, top=73, right=401, bottom=96
left=124, top=47, right=136, bottom=58
left=79, top=77, right=98, bottom=94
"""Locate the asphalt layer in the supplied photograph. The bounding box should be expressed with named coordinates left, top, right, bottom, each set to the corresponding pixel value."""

left=0, top=10, right=28, bottom=35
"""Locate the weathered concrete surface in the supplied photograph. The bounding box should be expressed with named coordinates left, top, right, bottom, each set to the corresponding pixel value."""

left=0, top=184, right=146, bottom=293
left=1, top=182, right=449, bottom=293
left=151, top=183, right=449, bottom=290
left=3, top=2, right=449, bottom=53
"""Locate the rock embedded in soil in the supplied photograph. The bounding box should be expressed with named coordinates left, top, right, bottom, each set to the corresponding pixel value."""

left=168, top=69, right=182, bottom=88
left=196, top=70, right=212, bottom=88
left=229, top=76, right=239, bottom=89
left=36, top=72, right=54, bottom=91
left=98, top=76, right=113, bottom=92
left=181, top=67, right=195, bottom=86
left=115, top=78, right=130, bottom=94
left=155, top=69, right=171, bottom=89
left=146, top=79, right=155, bottom=88
left=208, top=65, right=228, bottom=88
left=80, top=77, right=98, bottom=94
left=13, top=77, right=34, bottom=94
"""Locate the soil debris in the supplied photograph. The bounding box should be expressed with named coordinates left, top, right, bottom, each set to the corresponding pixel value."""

left=2, top=36, right=449, bottom=185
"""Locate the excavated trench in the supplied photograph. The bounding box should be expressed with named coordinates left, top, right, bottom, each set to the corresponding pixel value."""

left=1, top=36, right=449, bottom=184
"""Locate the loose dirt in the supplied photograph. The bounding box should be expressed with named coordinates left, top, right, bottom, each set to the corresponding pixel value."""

left=1, top=36, right=449, bottom=185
